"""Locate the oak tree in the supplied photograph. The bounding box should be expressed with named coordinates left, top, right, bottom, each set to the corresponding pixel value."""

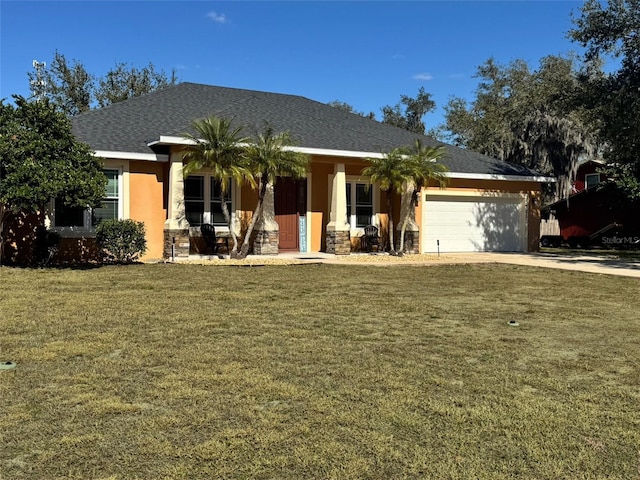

left=0, top=96, right=107, bottom=263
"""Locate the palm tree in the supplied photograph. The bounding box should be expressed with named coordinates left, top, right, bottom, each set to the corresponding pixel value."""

left=238, top=124, right=309, bottom=259
left=361, top=149, right=412, bottom=255
left=181, top=116, right=253, bottom=257
left=398, top=140, right=448, bottom=253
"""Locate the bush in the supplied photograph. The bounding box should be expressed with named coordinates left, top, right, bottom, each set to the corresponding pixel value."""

left=95, top=219, right=147, bottom=264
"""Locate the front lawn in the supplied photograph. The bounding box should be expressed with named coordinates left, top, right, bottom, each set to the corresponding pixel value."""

left=1, top=263, right=638, bottom=479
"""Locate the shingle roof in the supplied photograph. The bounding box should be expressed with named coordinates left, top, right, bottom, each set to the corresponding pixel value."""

left=71, top=82, right=541, bottom=177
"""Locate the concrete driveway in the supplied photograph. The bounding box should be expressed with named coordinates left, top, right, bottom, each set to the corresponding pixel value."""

left=318, top=251, right=640, bottom=278
left=440, top=252, right=640, bottom=278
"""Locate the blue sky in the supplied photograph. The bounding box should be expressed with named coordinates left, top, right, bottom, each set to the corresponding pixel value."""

left=1, top=0, right=585, bottom=128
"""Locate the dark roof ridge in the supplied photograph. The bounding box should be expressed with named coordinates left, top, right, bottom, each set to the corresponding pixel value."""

left=179, top=81, right=317, bottom=103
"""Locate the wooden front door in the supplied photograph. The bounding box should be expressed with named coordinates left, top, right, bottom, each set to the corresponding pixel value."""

left=275, top=177, right=301, bottom=251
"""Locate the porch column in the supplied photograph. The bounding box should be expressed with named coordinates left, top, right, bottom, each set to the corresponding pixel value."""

left=253, top=182, right=279, bottom=255
left=163, top=151, right=190, bottom=259
left=326, top=163, right=351, bottom=254
left=397, top=181, right=419, bottom=254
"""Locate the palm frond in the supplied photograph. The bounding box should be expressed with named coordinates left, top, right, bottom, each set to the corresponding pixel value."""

left=362, top=149, right=411, bottom=193
left=180, top=116, right=252, bottom=181
left=244, top=123, right=309, bottom=186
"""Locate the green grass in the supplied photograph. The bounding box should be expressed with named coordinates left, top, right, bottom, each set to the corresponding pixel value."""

left=1, top=263, right=639, bottom=479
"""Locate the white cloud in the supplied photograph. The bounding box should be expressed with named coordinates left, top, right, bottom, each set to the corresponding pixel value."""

left=412, top=73, right=434, bottom=81
left=206, top=11, right=227, bottom=23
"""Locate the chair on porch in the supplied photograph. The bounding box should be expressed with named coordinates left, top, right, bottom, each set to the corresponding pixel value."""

left=361, top=225, right=383, bottom=253
left=200, top=224, right=229, bottom=254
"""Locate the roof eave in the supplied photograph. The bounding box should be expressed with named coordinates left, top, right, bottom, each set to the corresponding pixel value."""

left=446, top=172, right=555, bottom=183
left=148, top=135, right=551, bottom=182
left=94, top=150, right=169, bottom=162
left=148, top=135, right=388, bottom=159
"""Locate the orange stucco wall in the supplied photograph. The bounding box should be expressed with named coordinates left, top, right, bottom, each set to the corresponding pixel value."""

left=527, top=190, right=542, bottom=251
left=129, top=161, right=167, bottom=260
left=309, top=161, right=333, bottom=252
left=239, top=182, right=259, bottom=233
left=345, top=163, right=367, bottom=177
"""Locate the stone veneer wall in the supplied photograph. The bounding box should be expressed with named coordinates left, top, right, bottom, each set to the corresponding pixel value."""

left=253, top=230, right=279, bottom=255
left=326, top=230, right=351, bottom=255
left=401, top=230, right=420, bottom=254
left=164, top=229, right=190, bottom=259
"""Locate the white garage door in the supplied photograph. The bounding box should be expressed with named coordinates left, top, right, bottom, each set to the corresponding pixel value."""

left=422, top=194, right=527, bottom=253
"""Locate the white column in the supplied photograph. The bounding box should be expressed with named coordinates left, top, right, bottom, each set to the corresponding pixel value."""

left=326, top=163, right=349, bottom=231
left=257, top=182, right=279, bottom=231
left=398, top=180, right=419, bottom=232
left=164, top=151, right=190, bottom=230
left=306, top=173, right=313, bottom=252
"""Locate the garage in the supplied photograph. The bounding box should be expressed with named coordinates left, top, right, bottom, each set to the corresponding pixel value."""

left=421, top=193, right=527, bottom=253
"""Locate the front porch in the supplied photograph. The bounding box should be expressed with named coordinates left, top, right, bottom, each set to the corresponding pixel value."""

left=161, top=154, right=416, bottom=259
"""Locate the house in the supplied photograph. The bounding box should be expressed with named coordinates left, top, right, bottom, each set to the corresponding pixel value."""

left=542, top=160, right=640, bottom=247
left=570, top=159, right=605, bottom=193
left=8, top=83, right=550, bottom=262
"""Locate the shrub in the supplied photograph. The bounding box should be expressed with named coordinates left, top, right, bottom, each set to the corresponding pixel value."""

left=95, top=219, right=147, bottom=264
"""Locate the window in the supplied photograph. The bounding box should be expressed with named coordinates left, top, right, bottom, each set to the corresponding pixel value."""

left=53, top=201, right=86, bottom=228
left=93, top=169, right=119, bottom=225
left=184, top=176, right=205, bottom=226
left=53, top=168, right=121, bottom=229
left=346, top=181, right=374, bottom=229
left=185, top=175, right=233, bottom=227
left=585, top=173, right=600, bottom=190
left=210, top=178, right=232, bottom=226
